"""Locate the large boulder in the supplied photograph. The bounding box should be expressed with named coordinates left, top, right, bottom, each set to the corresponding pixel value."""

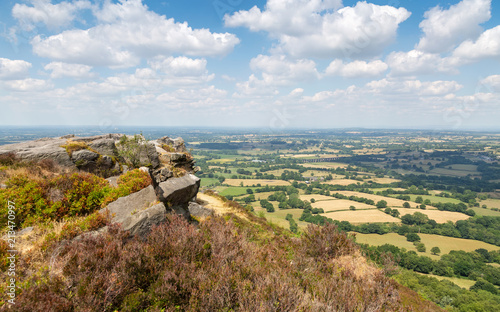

left=119, top=202, right=167, bottom=237
left=100, top=185, right=158, bottom=224
left=156, top=174, right=200, bottom=218
left=88, top=138, right=118, bottom=156
left=188, top=202, right=213, bottom=219
left=0, top=138, right=75, bottom=168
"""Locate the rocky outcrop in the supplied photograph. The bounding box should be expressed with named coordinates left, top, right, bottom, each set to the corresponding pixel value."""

left=188, top=202, right=213, bottom=218
left=119, top=202, right=167, bottom=238
left=100, top=185, right=158, bottom=222
left=0, top=138, right=75, bottom=168
left=2, top=133, right=206, bottom=238
left=156, top=174, right=200, bottom=219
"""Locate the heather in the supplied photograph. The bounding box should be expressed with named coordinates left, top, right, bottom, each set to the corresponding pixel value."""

left=2, top=213, right=437, bottom=311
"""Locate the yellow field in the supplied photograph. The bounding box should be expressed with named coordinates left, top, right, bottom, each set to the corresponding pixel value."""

left=253, top=192, right=275, bottom=200
left=322, top=210, right=400, bottom=223
left=324, top=179, right=363, bottom=186
left=300, top=194, right=337, bottom=202
left=480, top=198, right=500, bottom=209
left=313, top=199, right=376, bottom=211
left=265, top=169, right=299, bottom=175
left=415, top=272, right=476, bottom=289
left=224, top=179, right=291, bottom=187
left=395, top=208, right=469, bottom=223
left=334, top=191, right=428, bottom=208
left=370, top=177, right=401, bottom=184
left=300, top=162, right=348, bottom=169
left=355, top=233, right=500, bottom=260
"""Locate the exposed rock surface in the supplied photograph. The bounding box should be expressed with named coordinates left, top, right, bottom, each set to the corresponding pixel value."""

left=2, top=133, right=211, bottom=238
left=119, top=202, right=167, bottom=237
left=188, top=202, right=213, bottom=218
left=0, top=138, right=75, bottom=168
left=100, top=185, right=157, bottom=224
left=156, top=174, right=201, bottom=219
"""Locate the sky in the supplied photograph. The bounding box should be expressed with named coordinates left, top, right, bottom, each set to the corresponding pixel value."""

left=0, top=0, right=500, bottom=131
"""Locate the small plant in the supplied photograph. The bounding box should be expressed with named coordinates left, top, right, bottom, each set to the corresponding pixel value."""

left=61, top=140, right=94, bottom=157
left=117, top=135, right=149, bottom=169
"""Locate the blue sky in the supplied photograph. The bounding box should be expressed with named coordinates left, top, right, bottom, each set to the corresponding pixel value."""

left=0, top=0, right=500, bottom=130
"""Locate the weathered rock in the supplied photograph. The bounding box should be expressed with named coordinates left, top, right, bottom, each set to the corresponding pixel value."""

left=120, top=202, right=167, bottom=237
left=72, top=149, right=99, bottom=163
left=88, top=138, right=117, bottom=156
left=188, top=202, right=213, bottom=218
left=156, top=174, right=200, bottom=218
left=0, top=138, right=75, bottom=168
left=152, top=167, right=173, bottom=184
left=106, top=176, right=119, bottom=187
left=145, top=142, right=160, bottom=169
left=100, top=185, right=157, bottom=224
left=99, top=155, right=114, bottom=169
left=157, top=136, right=187, bottom=152
left=170, top=153, right=187, bottom=162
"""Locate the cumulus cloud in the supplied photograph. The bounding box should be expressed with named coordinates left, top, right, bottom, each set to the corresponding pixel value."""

left=480, top=75, right=500, bottom=92
left=366, top=78, right=463, bottom=96
left=31, top=0, right=240, bottom=68
left=416, top=0, right=491, bottom=53
left=250, top=54, right=319, bottom=84
left=0, top=58, right=32, bottom=80
left=12, top=0, right=91, bottom=30
left=44, top=62, right=95, bottom=79
left=325, top=59, right=388, bottom=78
left=452, top=25, right=500, bottom=61
left=226, top=1, right=410, bottom=59
left=3, top=78, right=53, bottom=92
left=386, top=50, right=457, bottom=76
left=149, top=56, right=208, bottom=77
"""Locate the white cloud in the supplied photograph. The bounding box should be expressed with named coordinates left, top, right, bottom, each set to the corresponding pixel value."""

left=235, top=54, right=319, bottom=97
left=226, top=1, right=410, bottom=59
left=366, top=78, right=463, bottom=96
left=250, top=54, right=319, bottom=84
left=386, top=50, right=457, bottom=76
left=3, top=78, right=53, bottom=92
left=149, top=56, right=208, bottom=77
left=480, top=75, right=500, bottom=92
left=325, top=59, right=387, bottom=78
left=0, top=58, right=32, bottom=80
left=416, top=0, right=491, bottom=53
left=452, top=25, right=500, bottom=61
left=31, top=0, right=240, bottom=68
left=12, top=0, right=91, bottom=30
left=44, top=62, right=95, bottom=79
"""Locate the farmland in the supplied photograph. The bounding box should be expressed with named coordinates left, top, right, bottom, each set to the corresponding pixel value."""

left=190, top=129, right=500, bottom=293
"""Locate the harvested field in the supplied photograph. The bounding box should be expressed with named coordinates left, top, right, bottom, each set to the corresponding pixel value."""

left=313, top=199, right=376, bottom=211
left=324, top=179, right=363, bottom=186
left=321, top=210, right=400, bottom=223
left=225, top=179, right=291, bottom=187
left=300, top=194, right=337, bottom=202
left=395, top=208, right=469, bottom=223
left=334, top=191, right=433, bottom=208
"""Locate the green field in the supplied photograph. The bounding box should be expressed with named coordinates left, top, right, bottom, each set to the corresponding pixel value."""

left=471, top=206, right=500, bottom=217
left=200, top=178, right=219, bottom=187
left=355, top=233, right=500, bottom=260
left=415, top=272, right=476, bottom=289
left=217, top=186, right=253, bottom=197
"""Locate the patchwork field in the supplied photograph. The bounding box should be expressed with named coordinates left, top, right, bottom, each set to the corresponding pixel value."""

left=313, top=199, right=376, bottom=212
left=300, top=194, right=338, bottom=202
left=479, top=198, right=500, bottom=209
left=415, top=272, right=476, bottom=289
left=224, top=179, right=291, bottom=187
left=321, top=209, right=400, bottom=223
left=471, top=207, right=500, bottom=217
left=395, top=208, right=470, bottom=223
left=324, top=179, right=363, bottom=186
left=369, top=177, right=401, bottom=184
left=355, top=233, right=500, bottom=260
left=253, top=207, right=309, bottom=228
left=334, top=191, right=430, bottom=208
left=300, top=162, right=348, bottom=169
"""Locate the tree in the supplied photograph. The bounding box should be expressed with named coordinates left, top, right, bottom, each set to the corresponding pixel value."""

left=391, top=209, right=400, bottom=218
left=349, top=205, right=356, bottom=210
left=376, top=200, right=388, bottom=209
left=246, top=188, right=253, bottom=194
left=407, top=233, right=421, bottom=242
left=218, top=176, right=225, bottom=183
left=403, top=202, right=411, bottom=208
left=415, top=243, right=426, bottom=252
left=415, top=196, right=423, bottom=204
left=431, top=246, right=441, bottom=255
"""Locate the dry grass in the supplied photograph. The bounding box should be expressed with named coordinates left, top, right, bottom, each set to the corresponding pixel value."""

left=197, top=192, right=249, bottom=221
left=301, top=162, right=348, bottom=169
left=395, top=208, right=469, bottom=223
left=324, top=179, right=363, bottom=186
left=415, top=272, right=476, bottom=289
left=321, top=210, right=400, bottom=224
left=334, top=191, right=436, bottom=209
left=356, top=232, right=500, bottom=260
left=313, top=199, right=376, bottom=211
left=300, top=194, right=338, bottom=202
left=370, top=177, right=401, bottom=184
left=224, top=179, right=291, bottom=187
